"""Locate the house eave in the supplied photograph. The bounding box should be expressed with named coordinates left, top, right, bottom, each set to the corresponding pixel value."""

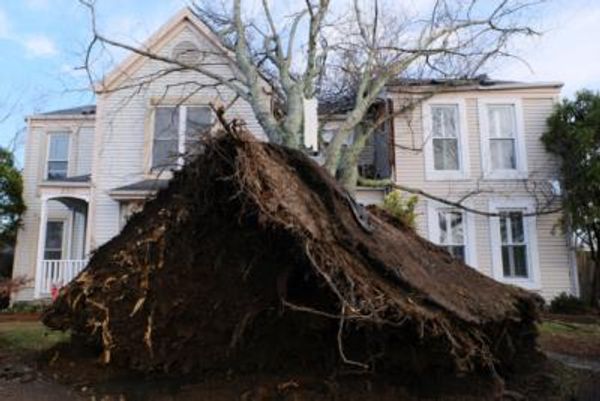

left=387, top=81, right=564, bottom=94
left=27, top=115, right=96, bottom=122
left=109, top=190, right=156, bottom=201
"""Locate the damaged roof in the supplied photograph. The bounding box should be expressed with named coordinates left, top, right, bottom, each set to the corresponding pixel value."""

left=387, top=75, right=563, bottom=91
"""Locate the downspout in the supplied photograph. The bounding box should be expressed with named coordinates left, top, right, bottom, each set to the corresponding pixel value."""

left=566, top=219, right=581, bottom=297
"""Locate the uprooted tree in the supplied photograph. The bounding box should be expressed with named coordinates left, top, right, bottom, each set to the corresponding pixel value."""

left=41, top=0, right=557, bottom=389
left=43, top=118, right=542, bottom=386
left=80, top=0, right=542, bottom=191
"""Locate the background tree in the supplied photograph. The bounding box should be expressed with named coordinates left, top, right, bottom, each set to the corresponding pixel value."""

left=0, top=147, right=25, bottom=249
left=81, top=0, right=541, bottom=191
left=542, top=90, right=600, bottom=306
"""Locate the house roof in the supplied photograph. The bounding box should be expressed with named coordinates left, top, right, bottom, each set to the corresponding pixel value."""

left=28, top=105, right=96, bottom=120
left=110, top=179, right=170, bottom=200
left=112, top=179, right=169, bottom=192
left=387, top=75, right=563, bottom=92
left=41, top=105, right=96, bottom=116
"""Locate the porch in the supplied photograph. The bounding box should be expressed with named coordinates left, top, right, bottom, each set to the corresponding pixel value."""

left=34, top=195, right=90, bottom=299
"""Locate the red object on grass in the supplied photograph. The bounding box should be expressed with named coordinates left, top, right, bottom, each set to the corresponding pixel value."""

left=51, top=284, right=60, bottom=301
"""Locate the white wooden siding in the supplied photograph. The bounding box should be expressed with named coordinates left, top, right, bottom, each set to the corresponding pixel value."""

left=91, top=25, right=266, bottom=248
left=12, top=119, right=94, bottom=301
left=392, top=89, right=571, bottom=300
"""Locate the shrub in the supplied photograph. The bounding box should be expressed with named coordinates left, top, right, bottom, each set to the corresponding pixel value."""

left=382, top=191, right=418, bottom=229
left=1, top=301, right=48, bottom=314
left=0, top=276, right=31, bottom=310
left=548, top=292, right=589, bottom=315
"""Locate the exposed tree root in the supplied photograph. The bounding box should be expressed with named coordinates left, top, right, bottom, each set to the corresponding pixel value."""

left=42, top=120, right=542, bottom=389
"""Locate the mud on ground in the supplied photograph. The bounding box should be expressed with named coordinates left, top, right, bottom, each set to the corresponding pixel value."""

left=0, top=340, right=598, bottom=401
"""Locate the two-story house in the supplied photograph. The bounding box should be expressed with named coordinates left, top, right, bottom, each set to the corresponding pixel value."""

left=11, top=8, right=578, bottom=302
left=386, top=79, right=578, bottom=300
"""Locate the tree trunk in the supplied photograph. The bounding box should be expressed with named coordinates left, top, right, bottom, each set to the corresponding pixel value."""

left=339, top=162, right=358, bottom=195
left=336, top=124, right=372, bottom=193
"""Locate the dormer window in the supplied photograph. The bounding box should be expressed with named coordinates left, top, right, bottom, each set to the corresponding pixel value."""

left=47, top=133, right=69, bottom=180
left=152, top=105, right=212, bottom=169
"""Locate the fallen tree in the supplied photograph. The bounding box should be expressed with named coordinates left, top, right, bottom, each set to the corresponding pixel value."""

left=42, top=117, right=541, bottom=383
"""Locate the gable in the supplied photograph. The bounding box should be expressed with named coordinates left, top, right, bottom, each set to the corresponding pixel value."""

left=98, top=8, right=236, bottom=94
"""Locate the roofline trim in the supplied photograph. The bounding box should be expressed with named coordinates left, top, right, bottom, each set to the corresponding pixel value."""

left=387, top=81, right=564, bottom=93
left=27, top=114, right=96, bottom=122
left=109, top=189, right=156, bottom=200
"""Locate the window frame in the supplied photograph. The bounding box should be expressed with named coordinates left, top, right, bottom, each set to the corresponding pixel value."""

left=43, top=219, right=66, bottom=260
left=427, top=200, right=477, bottom=267
left=499, top=211, right=528, bottom=278
left=150, top=104, right=213, bottom=170
left=478, top=98, right=528, bottom=180
left=423, top=97, right=470, bottom=181
left=488, top=198, right=540, bottom=290
left=45, top=132, right=71, bottom=181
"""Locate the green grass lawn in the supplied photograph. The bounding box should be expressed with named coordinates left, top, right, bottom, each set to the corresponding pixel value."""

left=538, top=318, right=600, bottom=359
left=0, top=321, right=69, bottom=354
left=540, top=320, right=600, bottom=335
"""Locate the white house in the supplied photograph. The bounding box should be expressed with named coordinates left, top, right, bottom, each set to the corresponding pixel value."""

left=11, top=8, right=578, bottom=302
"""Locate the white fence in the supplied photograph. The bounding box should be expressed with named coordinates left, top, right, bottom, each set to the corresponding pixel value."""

left=36, top=259, right=88, bottom=298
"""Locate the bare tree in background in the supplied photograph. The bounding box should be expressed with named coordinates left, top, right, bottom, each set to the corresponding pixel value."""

left=79, top=0, right=542, bottom=192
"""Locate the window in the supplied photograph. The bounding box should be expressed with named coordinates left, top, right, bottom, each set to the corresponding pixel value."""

left=488, top=105, right=517, bottom=170
left=499, top=211, right=528, bottom=278
left=437, top=209, right=466, bottom=261
left=427, top=202, right=475, bottom=265
left=185, top=107, right=212, bottom=153
left=489, top=199, right=540, bottom=289
left=153, top=107, right=179, bottom=169
left=44, top=220, right=64, bottom=260
left=152, top=106, right=212, bottom=169
left=424, top=99, right=469, bottom=181
left=431, top=105, right=460, bottom=171
left=47, top=133, right=69, bottom=180
left=479, top=99, right=527, bottom=179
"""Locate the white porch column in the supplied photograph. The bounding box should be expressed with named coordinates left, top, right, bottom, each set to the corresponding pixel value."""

left=83, top=203, right=91, bottom=258
left=34, top=197, right=48, bottom=299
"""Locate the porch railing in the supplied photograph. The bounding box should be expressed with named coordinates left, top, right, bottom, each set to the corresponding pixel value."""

left=37, top=259, right=88, bottom=298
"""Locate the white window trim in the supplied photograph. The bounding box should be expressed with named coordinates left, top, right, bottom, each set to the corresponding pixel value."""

left=45, top=131, right=72, bottom=181
left=488, top=198, right=541, bottom=290
left=423, top=97, right=470, bottom=181
left=478, top=98, right=528, bottom=180
left=150, top=105, right=213, bottom=169
left=426, top=200, right=477, bottom=267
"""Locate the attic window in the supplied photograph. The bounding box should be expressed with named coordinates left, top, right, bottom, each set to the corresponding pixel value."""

left=172, top=41, right=202, bottom=65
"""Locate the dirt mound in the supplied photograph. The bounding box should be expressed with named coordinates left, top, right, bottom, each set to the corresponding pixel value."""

left=42, top=117, right=541, bottom=383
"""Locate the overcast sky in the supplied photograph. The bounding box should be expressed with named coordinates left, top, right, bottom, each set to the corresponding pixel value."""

left=0, top=0, right=599, bottom=153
